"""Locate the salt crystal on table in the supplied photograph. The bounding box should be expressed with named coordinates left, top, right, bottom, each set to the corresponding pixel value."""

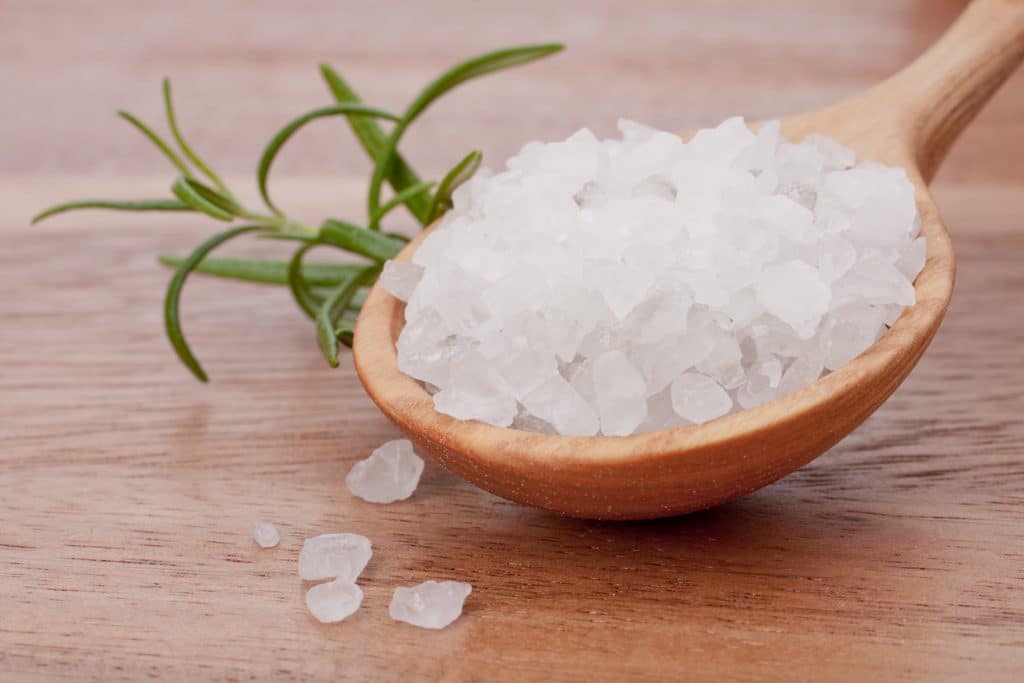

left=252, top=522, right=280, bottom=549
left=346, top=439, right=425, bottom=504
left=389, top=580, right=472, bottom=630
left=298, top=533, right=372, bottom=582
left=305, top=578, right=363, bottom=624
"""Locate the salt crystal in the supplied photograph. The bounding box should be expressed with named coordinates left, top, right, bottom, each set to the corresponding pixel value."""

left=298, top=533, right=372, bottom=582
left=822, top=306, right=887, bottom=371
left=379, top=260, right=424, bottom=302
left=756, top=261, right=831, bottom=339
left=390, top=118, right=925, bottom=436
left=346, top=439, right=425, bottom=504
left=389, top=580, right=472, bottom=630
left=522, top=375, right=600, bottom=436
left=592, top=350, right=647, bottom=436
left=305, top=578, right=363, bottom=624
left=252, top=521, right=280, bottom=549
left=671, top=372, right=732, bottom=424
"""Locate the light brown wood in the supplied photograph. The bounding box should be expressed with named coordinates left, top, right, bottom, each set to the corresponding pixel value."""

left=354, top=0, right=1024, bottom=519
left=3, top=0, right=1024, bottom=680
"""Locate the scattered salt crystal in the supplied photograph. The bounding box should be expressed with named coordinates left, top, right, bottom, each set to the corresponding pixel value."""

left=298, top=533, right=372, bottom=582
left=252, top=522, right=280, bottom=549
left=305, top=578, right=364, bottom=623
left=346, top=439, right=425, bottom=504
left=389, top=580, right=472, bottom=630
left=392, top=118, right=925, bottom=436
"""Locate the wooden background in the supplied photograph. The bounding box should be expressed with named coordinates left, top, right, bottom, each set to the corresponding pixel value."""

left=1, top=0, right=1022, bottom=680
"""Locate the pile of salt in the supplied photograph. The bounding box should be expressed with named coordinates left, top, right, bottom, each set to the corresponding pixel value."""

left=382, top=118, right=926, bottom=436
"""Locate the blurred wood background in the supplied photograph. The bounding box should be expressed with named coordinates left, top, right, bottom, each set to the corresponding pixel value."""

left=1, top=0, right=1021, bottom=680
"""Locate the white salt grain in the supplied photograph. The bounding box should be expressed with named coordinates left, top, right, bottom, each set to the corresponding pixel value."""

left=592, top=350, right=648, bottom=436
left=379, top=260, right=424, bottom=302
left=389, top=580, right=472, bottom=630
left=392, top=117, right=925, bottom=436
left=671, top=372, right=733, bottom=424
left=298, top=533, right=372, bottom=582
left=252, top=521, right=280, bottom=549
left=346, top=439, right=425, bottom=504
left=305, top=578, right=364, bottom=624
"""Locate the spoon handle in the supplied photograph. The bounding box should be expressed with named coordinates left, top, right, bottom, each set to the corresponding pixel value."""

left=884, top=0, right=1024, bottom=180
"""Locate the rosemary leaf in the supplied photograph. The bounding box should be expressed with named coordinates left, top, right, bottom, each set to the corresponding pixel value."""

left=369, top=181, right=435, bottom=230
left=171, top=176, right=236, bottom=221
left=255, top=231, right=316, bottom=243
left=164, top=224, right=263, bottom=382
left=117, top=110, right=192, bottom=176
left=157, top=254, right=368, bottom=287
left=427, top=149, right=482, bottom=222
left=287, top=243, right=325, bottom=319
left=319, top=219, right=406, bottom=262
left=316, top=265, right=377, bottom=367
left=257, top=103, right=401, bottom=215
left=163, top=77, right=231, bottom=196
left=367, top=43, right=563, bottom=218
left=335, top=317, right=357, bottom=347
left=319, top=64, right=431, bottom=224
left=32, top=199, right=192, bottom=224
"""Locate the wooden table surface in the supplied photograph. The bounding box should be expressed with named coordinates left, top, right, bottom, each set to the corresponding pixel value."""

left=2, top=1, right=1022, bottom=680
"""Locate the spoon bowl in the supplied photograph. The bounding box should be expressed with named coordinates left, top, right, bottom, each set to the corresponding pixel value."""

left=354, top=0, right=1024, bottom=519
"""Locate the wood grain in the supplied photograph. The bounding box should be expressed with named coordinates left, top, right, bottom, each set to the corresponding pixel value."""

left=1, top=0, right=1022, bottom=680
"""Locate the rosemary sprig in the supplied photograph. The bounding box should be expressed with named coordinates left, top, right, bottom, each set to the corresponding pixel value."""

left=33, top=43, right=564, bottom=381
left=156, top=255, right=369, bottom=287
left=366, top=44, right=563, bottom=222
left=320, top=64, right=432, bottom=224
left=32, top=199, right=191, bottom=224
left=427, top=150, right=482, bottom=222
left=164, top=224, right=263, bottom=381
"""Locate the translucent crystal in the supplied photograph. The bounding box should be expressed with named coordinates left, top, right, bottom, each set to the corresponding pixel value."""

left=822, top=306, right=887, bottom=371
left=389, top=580, right=472, bottom=630
left=346, top=439, right=425, bottom=504
left=778, top=349, right=825, bottom=395
left=756, top=261, right=831, bottom=339
left=431, top=350, right=517, bottom=426
left=379, top=260, right=424, bottom=302
left=521, top=375, right=600, bottom=436
left=305, top=579, right=364, bottom=624
left=251, top=522, right=280, bottom=549
left=671, top=373, right=732, bottom=424
left=298, top=533, right=372, bottom=582
left=592, top=350, right=648, bottom=436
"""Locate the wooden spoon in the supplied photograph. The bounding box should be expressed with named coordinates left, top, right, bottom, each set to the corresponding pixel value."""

left=354, top=0, right=1024, bottom=519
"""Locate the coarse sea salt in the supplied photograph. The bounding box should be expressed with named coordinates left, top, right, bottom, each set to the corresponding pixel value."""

left=389, top=580, right=472, bottom=630
left=252, top=521, right=280, bottom=549
left=298, top=533, right=372, bottom=582
left=346, top=439, right=425, bottom=504
left=305, top=578, right=364, bottom=624
left=385, top=118, right=925, bottom=436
